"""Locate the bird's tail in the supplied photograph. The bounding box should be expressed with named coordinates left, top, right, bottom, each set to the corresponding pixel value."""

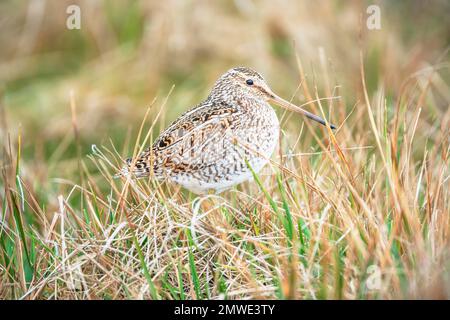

left=114, top=154, right=152, bottom=179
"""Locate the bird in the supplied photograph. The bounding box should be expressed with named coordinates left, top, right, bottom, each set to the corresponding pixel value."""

left=117, top=67, right=335, bottom=194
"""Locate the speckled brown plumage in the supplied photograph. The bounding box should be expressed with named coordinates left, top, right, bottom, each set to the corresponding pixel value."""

left=118, top=67, right=335, bottom=194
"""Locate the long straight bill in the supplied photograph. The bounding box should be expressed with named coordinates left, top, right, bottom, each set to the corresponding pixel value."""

left=270, top=93, right=336, bottom=130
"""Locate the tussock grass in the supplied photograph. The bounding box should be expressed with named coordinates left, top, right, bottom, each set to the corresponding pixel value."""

left=1, top=52, right=449, bottom=299
left=0, top=1, right=449, bottom=300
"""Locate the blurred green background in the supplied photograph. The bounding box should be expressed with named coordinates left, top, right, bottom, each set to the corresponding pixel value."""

left=0, top=0, right=449, bottom=300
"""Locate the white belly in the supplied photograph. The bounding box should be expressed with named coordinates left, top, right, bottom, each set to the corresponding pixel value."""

left=174, top=156, right=270, bottom=195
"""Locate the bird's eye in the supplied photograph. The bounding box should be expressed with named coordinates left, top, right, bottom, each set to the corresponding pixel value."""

left=246, top=79, right=254, bottom=86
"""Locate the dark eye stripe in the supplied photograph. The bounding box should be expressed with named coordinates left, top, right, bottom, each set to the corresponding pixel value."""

left=246, top=79, right=254, bottom=85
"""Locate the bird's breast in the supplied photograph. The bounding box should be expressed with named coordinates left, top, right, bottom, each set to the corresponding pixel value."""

left=233, top=100, right=279, bottom=159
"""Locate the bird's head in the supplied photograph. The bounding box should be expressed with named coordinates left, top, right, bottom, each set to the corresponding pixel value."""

left=210, top=67, right=336, bottom=129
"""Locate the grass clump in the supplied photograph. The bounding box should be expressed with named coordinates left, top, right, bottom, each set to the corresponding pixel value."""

left=0, top=1, right=449, bottom=300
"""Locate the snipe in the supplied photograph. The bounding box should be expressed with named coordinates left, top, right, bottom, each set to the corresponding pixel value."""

left=118, top=67, right=335, bottom=194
